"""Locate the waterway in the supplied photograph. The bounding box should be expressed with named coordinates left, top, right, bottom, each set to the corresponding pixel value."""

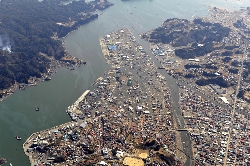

left=1, top=0, right=250, bottom=165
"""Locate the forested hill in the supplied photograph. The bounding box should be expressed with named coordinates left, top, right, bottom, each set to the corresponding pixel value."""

left=0, top=0, right=113, bottom=91
left=143, top=18, right=230, bottom=59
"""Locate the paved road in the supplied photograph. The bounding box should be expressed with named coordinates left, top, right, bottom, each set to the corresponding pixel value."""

left=223, top=44, right=246, bottom=166
left=131, top=32, right=250, bottom=166
left=132, top=33, right=194, bottom=166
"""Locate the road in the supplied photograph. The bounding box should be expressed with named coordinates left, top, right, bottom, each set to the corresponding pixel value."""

left=133, top=33, right=194, bottom=166
left=131, top=31, right=250, bottom=166
left=223, top=43, right=247, bottom=166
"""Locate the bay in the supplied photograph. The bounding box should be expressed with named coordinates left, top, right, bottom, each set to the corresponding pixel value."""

left=1, top=0, right=250, bottom=165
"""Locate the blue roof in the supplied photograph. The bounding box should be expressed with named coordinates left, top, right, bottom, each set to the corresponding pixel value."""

left=154, top=49, right=164, bottom=55
left=108, top=45, right=117, bottom=51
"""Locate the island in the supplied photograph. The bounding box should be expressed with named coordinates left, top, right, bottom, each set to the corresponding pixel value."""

left=0, top=0, right=113, bottom=100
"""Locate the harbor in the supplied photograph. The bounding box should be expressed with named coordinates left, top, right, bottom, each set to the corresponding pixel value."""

left=66, top=90, right=90, bottom=121
left=2, top=0, right=250, bottom=165
left=23, top=29, right=181, bottom=166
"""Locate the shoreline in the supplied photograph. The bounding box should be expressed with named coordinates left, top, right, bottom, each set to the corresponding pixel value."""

left=0, top=1, right=114, bottom=103
left=0, top=38, right=87, bottom=103
left=23, top=28, right=181, bottom=166
left=0, top=56, right=86, bottom=103
left=66, top=90, right=90, bottom=121
left=23, top=120, right=81, bottom=166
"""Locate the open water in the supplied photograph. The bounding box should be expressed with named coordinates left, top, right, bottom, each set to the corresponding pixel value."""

left=1, top=0, right=250, bottom=165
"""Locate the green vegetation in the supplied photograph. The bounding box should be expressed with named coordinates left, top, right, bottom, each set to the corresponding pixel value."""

left=224, top=45, right=239, bottom=50
left=196, top=77, right=234, bottom=88
left=238, top=89, right=250, bottom=102
left=184, top=64, right=201, bottom=69
left=221, top=51, right=233, bottom=56
left=222, top=56, right=232, bottom=63
left=0, top=0, right=113, bottom=91
left=233, top=20, right=246, bottom=29
left=145, top=18, right=230, bottom=59
left=228, top=68, right=239, bottom=74
left=241, top=61, right=250, bottom=81
left=175, top=43, right=214, bottom=59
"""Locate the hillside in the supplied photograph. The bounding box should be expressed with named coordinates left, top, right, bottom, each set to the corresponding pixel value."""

left=0, top=0, right=113, bottom=94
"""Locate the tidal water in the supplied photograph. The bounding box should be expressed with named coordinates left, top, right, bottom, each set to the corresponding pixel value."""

left=1, top=0, right=250, bottom=165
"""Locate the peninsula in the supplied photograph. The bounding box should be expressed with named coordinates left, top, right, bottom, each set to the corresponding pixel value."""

left=23, top=29, right=180, bottom=166
left=22, top=6, right=250, bottom=166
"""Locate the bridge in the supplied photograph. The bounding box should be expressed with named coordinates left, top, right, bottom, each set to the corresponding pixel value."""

left=168, top=128, right=199, bottom=132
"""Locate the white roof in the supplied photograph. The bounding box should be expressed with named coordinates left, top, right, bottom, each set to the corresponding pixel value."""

left=100, top=161, right=107, bottom=165
left=116, top=150, right=124, bottom=158
left=166, top=48, right=174, bottom=52
left=137, top=106, right=142, bottom=110
left=219, top=97, right=229, bottom=104
left=80, top=122, right=87, bottom=128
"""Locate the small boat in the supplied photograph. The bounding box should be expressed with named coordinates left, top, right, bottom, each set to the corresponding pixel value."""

left=45, top=76, right=52, bottom=81
left=35, top=107, right=39, bottom=111
left=15, top=136, right=21, bottom=140
left=10, top=163, right=12, bottom=166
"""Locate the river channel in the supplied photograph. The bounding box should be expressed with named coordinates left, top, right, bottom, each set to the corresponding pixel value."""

left=1, top=0, right=250, bottom=165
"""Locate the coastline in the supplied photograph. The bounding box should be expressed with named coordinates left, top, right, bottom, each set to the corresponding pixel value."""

left=11, top=0, right=250, bottom=165
left=66, top=90, right=90, bottom=121
left=22, top=34, right=116, bottom=166
left=0, top=51, right=86, bottom=103
left=23, top=120, right=82, bottom=166
left=0, top=1, right=114, bottom=103
left=23, top=28, right=180, bottom=166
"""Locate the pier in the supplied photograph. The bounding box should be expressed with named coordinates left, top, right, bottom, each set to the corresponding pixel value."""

left=23, top=29, right=178, bottom=166
left=66, top=90, right=90, bottom=121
